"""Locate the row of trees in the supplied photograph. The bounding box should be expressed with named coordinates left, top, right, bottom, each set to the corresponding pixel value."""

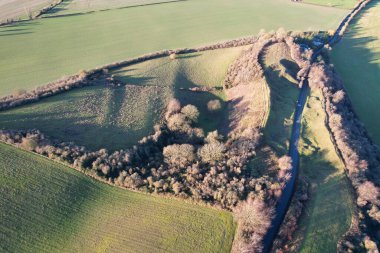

left=309, top=62, right=380, bottom=251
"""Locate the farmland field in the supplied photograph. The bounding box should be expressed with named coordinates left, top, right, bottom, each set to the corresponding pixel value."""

left=0, top=0, right=54, bottom=21
left=302, top=0, right=358, bottom=9
left=0, top=142, right=235, bottom=253
left=0, top=0, right=349, bottom=97
left=294, top=89, right=354, bottom=252
left=0, top=47, right=244, bottom=150
left=331, top=1, right=380, bottom=146
left=47, top=0, right=179, bottom=15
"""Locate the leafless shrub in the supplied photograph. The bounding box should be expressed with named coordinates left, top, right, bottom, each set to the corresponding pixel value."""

left=278, top=155, right=292, bottom=171
left=358, top=181, right=379, bottom=203
left=21, top=137, right=38, bottom=151
left=207, top=99, right=222, bottom=112
left=198, top=142, right=225, bottom=163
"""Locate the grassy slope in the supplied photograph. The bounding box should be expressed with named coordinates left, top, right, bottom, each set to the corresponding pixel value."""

left=0, top=142, right=235, bottom=253
left=302, top=0, right=358, bottom=9
left=295, top=89, right=354, bottom=252
left=262, top=42, right=300, bottom=155
left=331, top=1, right=380, bottom=146
left=0, top=47, right=244, bottom=151
left=0, top=0, right=349, bottom=96
left=0, top=0, right=54, bottom=21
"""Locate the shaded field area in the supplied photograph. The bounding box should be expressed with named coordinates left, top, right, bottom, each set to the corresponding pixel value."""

left=331, top=1, right=380, bottom=146
left=0, top=47, right=244, bottom=151
left=0, top=0, right=54, bottom=21
left=302, top=0, right=358, bottom=9
left=294, top=89, right=353, bottom=252
left=0, top=0, right=349, bottom=96
left=0, top=142, right=235, bottom=253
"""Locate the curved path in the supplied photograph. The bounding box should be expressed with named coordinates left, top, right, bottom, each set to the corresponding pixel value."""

left=262, top=1, right=371, bottom=252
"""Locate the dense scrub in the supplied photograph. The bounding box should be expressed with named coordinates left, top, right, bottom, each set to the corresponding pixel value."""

left=308, top=62, right=380, bottom=251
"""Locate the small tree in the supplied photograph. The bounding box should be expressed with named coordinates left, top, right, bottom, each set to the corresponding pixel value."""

left=167, top=113, right=190, bottom=132
left=198, top=141, right=225, bottom=163
left=163, top=144, right=196, bottom=166
left=205, top=130, right=223, bottom=143
left=181, top=104, right=199, bottom=123
left=166, top=98, right=181, bottom=119
left=207, top=99, right=222, bottom=112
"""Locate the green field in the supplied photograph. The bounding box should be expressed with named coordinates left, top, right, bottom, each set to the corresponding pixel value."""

left=302, top=0, right=358, bottom=9
left=47, top=0, right=178, bottom=15
left=331, top=1, right=380, bottom=146
left=0, top=0, right=54, bottom=21
left=0, top=47, right=244, bottom=150
left=0, top=0, right=349, bottom=97
left=0, top=142, right=235, bottom=253
left=295, top=89, right=354, bottom=252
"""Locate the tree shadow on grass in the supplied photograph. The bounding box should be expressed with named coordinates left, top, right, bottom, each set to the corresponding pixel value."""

left=173, top=71, right=228, bottom=135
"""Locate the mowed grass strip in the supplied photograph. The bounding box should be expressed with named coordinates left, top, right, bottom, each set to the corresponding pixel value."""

left=0, top=0, right=349, bottom=96
left=294, top=89, right=354, bottom=252
left=331, top=1, right=380, bottom=146
left=0, top=142, right=235, bottom=253
left=0, top=47, right=244, bottom=151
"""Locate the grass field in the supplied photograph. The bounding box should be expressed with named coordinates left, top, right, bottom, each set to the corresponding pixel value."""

left=331, top=1, right=380, bottom=146
left=0, top=0, right=349, bottom=97
left=294, top=89, right=354, bottom=252
left=0, top=47, right=244, bottom=151
left=47, top=0, right=178, bottom=15
left=302, top=0, right=358, bottom=9
left=0, top=142, right=235, bottom=253
left=0, top=0, right=54, bottom=21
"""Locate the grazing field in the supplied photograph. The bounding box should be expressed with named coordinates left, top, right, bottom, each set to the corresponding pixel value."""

left=302, top=0, right=358, bottom=9
left=0, top=0, right=349, bottom=96
left=331, top=1, right=380, bottom=146
left=0, top=47, right=244, bottom=150
left=0, top=142, right=235, bottom=253
left=0, top=0, right=54, bottom=21
left=48, top=0, right=179, bottom=15
left=294, top=89, right=354, bottom=252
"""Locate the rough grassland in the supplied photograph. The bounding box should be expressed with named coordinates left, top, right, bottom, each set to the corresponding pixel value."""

left=0, top=0, right=54, bottom=21
left=331, top=1, right=380, bottom=146
left=0, top=142, right=235, bottom=253
left=0, top=0, right=349, bottom=96
left=294, top=89, right=354, bottom=252
left=48, top=0, right=178, bottom=15
left=0, top=47, right=244, bottom=151
left=302, top=0, right=358, bottom=9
